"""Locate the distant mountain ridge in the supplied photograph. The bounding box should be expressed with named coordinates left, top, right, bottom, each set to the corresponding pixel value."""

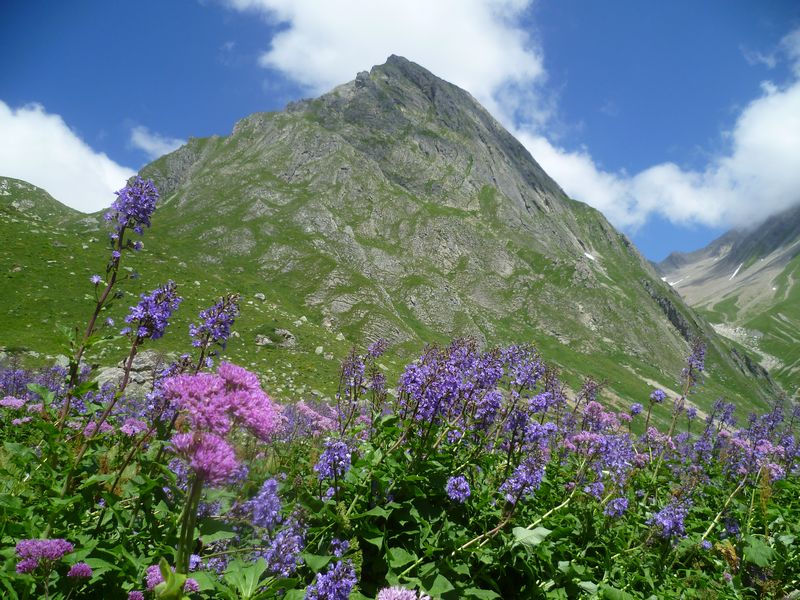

left=658, top=203, right=800, bottom=398
left=0, top=56, right=781, bottom=415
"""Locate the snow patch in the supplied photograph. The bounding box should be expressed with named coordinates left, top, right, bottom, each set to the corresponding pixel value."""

left=729, top=263, right=743, bottom=281
left=667, top=278, right=685, bottom=286
left=583, top=252, right=596, bottom=262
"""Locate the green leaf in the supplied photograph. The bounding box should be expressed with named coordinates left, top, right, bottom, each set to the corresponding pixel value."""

left=599, top=584, right=635, bottom=600
left=388, top=547, right=417, bottom=569
left=744, top=535, right=774, bottom=567
left=363, top=534, right=384, bottom=549
left=427, top=574, right=454, bottom=597
left=228, top=558, right=267, bottom=599
left=82, top=558, right=118, bottom=576
left=463, top=587, right=501, bottom=599
left=302, top=553, right=333, bottom=573
left=512, top=526, right=552, bottom=548
left=578, top=581, right=598, bottom=594
left=357, top=505, right=392, bottom=518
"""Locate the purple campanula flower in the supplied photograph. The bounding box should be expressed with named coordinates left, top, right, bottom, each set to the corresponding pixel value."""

left=445, top=475, right=471, bottom=503
left=367, top=338, right=389, bottom=358
left=129, top=592, right=144, bottom=600
left=648, top=500, right=691, bottom=540
left=314, top=440, right=351, bottom=481
left=330, top=538, right=349, bottom=558
left=682, top=340, right=706, bottom=387
left=604, top=497, right=629, bottom=518
left=189, top=554, right=202, bottom=571
left=189, top=294, right=240, bottom=353
left=500, top=452, right=545, bottom=505
left=583, top=481, right=604, bottom=499
left=261, top=520, right=305, bottom=577
left=700, top=540, right=712, bottom=550
left=247, top=478, right=283, bottom=531
left=105, top=177, right=159, bottom=237
left=630, top=402, right=643, bottom=416
left=90, top=274, right=102, bottom=285
left=650, top=389, right=667, bottom=404
left=304, top=560, right=357, bottom=600
left=121, top=281, right=182, bottom=341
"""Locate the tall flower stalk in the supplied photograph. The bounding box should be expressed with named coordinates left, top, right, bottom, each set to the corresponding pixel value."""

left=58, top=177, right=159, bottom=428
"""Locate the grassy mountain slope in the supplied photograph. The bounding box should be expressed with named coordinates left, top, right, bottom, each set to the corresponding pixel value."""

left=659, top=203, right=800, bottom=398
left=1, top=57, right=780, bottom=418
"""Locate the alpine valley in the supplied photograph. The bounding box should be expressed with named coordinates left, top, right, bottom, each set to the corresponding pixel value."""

left=658, top=202, right=800, bottom=400
left=0, top=56, right=785, bottom=419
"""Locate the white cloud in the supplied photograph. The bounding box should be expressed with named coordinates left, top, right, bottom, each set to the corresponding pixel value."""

left=130, top=125, right=185, bottom=160
left=224, top=4, right=800, bottom=231
left=0, top=100, right=135, bottom=213
left=521, top=75, right=800, bottom=229
left=224, top=0, right=546, bottom=123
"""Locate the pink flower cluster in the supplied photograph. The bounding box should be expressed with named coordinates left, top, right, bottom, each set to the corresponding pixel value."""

left=163, top=363, right=283, bottom=486
left=15, top=538, right=74, bottom=573
left=0, top=395, right=25, bottom=409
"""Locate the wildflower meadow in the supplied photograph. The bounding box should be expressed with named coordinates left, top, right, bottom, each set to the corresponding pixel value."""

left=1, top=178, right=798, bottom=599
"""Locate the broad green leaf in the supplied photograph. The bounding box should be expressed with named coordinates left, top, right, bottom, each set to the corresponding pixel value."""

left=464, top=587, right=501, bottom=599
left=233, top=558, right=267, bottom=598
left=744, top=535, right=774, bottom=567
left=512, top=526, right=552, bottom=548
left=578, top=581, right=598, bottom=594
left=302, top=553, right=333, bottom=573
left=363, top=534, right=384, bottom=548
left=388, top=547, right=417, bottom=569
left=600, top=584, right=636, bottom=600
left=426, top=573, right=454, bottom=597
left=357, top=505, right=392, bottom=518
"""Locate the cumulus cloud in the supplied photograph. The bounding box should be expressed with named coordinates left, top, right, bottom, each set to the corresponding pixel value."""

left=225, top=0, right=547, bottom=124
left=0, top=100, right=135, bottom=213
left=130, top=125, right=185, bottom=161
left=225, top=2, right=800, bottom=231
left=520, top=75, right=800, bottom=229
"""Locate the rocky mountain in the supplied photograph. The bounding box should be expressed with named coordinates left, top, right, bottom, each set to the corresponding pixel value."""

left=658, top=204, right=800, bottom=398
left=0, top=56, right=781, bottom=414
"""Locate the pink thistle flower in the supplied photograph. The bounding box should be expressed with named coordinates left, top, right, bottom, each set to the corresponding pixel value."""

left=0, top=396, right=25, bottom=409
left=162, top=373, right=230, bottom=436
left=171, top=432, right=239, bottom=486
left=67, top=562, right=93, bottom=578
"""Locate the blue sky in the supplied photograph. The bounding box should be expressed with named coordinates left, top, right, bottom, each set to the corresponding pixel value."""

left=1, top=1, right=799, bottom=261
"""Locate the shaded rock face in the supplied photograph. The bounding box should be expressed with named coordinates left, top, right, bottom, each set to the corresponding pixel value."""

left=95, top=350, right=170, bottom=399
left=134, top=55, right=778, bottom=407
